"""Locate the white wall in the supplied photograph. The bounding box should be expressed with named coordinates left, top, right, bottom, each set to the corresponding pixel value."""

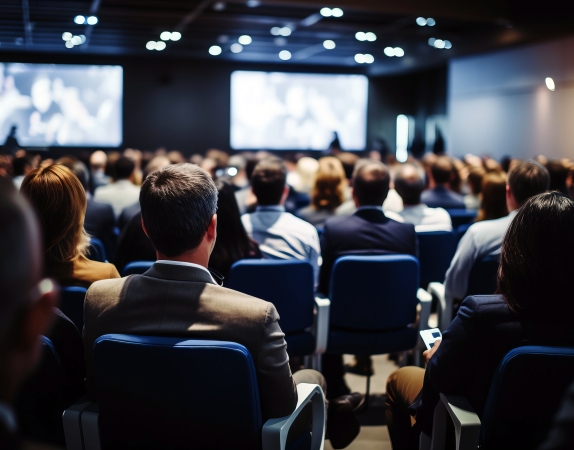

left=448, top=35, right=574, bottom=160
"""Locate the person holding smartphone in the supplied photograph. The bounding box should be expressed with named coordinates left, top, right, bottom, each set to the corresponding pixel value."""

left=385, top=192, right=574, bottom=450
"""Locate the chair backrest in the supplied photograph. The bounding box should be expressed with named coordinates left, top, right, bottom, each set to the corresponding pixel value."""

left=122, top=260, right=154, bottom=277
left=481, top=346, right=574, bottom=449
left=60, top=286, right=87, bottom=332
left=456, top=223, right=472, bottom=243
left=87, top=237, right=107, bottom=262
left=329, top=255, right=419, bottom=331
left=417, top=231, right=457, bottom=288
left=226, top=260, right=314, bottom=335
left=447, top=209, right=477, bottom=228
left=94, top=335, right=263, bottom=450
left=465, top=254, right=499, bottom=298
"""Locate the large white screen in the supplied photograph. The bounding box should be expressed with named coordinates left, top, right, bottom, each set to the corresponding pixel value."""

left=0, top=63, right=122, bottom=147
left=231, top=71, right=368, bottom=151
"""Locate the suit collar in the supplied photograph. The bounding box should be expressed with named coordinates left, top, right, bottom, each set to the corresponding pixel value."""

left=353, top=207, right=389, bottom=223
left=143, top=262, right=216, bottom=285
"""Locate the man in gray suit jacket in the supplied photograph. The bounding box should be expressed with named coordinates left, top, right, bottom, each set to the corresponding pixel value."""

left=84, top=163, right=360, bottom=448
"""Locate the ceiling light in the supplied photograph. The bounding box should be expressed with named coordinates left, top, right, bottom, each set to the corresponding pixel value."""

left=65, top=40, right=74, bottom=48
left=71, top=35, right=82, bottom=45
left=230, top=43, right=243, bottom=53
left=246, top=0, right=260, bottom=6
left=279, top=27, right=292, bottom=37
left=416, top=17, right=427, bottom=26
left=434, top=39, right=445, bottom=49
left=331, top=8, right=343, bottom=17
left=394, top=47, right=404, bottom=57
left=155, top=41, right=166, bottom=51
left=270, top=27, right=281, bottom=36
left=238, top=35, right=252, bottom=45
left=279, top=50, right=291, bottom=60
left=426, top=18, right=436, bottom=26
left=213, top=2, right=225, bottom=10
left=320, top=7, right=332, bottom=17
left=74, top=15, right=86, bottom=25
left=355, top=32, right=366, bottom=41
left=354, top=53, right=366, bottom=63
left=171, top=32, right=181, bottom=41
left=428, top=37, right=436, bottom=46
left=384, top=47, right=394, bottom=57
left=365, top=32, right=377, bottom=41
left=62, top=32, right=72, bottom=41
left=444, top=40, right=452, bottom=49
left=87, top=16, right=98, bottom=25
left=209, top=45, right=222, bottom=55
left=546, top=77, right=556, bottom=91
left=146, top=41, right=157, bottom=50
left=79, top=34, right=86, bottom=44
left=160, top=31, right=172, bottom=41
left=364, top=54, right=374, bottom=64
left=323, top=40, right=336, bottom=50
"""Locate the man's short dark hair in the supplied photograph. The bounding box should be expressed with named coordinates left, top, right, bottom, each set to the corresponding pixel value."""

left=12, top=156, right=33, bottom=176
left=352, top=160, right=390, bottom=206
left=113, top=156, right=135, bottom=180
left=251, top=159, right=287, bottom=206
left=140, top=164, right=218, bottom=257
left=508, top=160, right=550, bottom=207
left=431, top=156, right=454, bottom=184
left=394, top=164, right=425, bottom=206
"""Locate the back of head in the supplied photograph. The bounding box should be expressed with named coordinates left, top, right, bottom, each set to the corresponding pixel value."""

left=477, top=171, right=508, bottom=221
left=140, top=164, right=218, bottom=257
left=90, top=150, right=107, bottom=171
left=431, top=156, right=454, bottom=185
left=20, top=164, right=88, bottom=264
left=546, top=159, right=570, bottom=195
left=311, top=156, right=346, bottom=210
left=113, top=156, right=135, bottom=181
left=467, top=166, right=486, bottom=195
left=295, top=157, right=319, bottom=193
left=56, top=155, right=90, bottom=191
left=352, top=160, right=390, bottom=206
left=336, top=152, right=360, bottom=180
left=251, top=159, right=287, bottom=206
left=507, top=160, right=550, bottom=207
left=498, top=192, right=574, bottom=324
left=394, top=163, right=425, bottom=206
left=143, top=156, right=171, bottom=180
left=12, top=155, right=33, bottom=176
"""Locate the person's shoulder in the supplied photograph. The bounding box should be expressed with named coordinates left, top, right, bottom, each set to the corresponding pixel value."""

left=458, top=294, right=511, bottom=320
left=203, top=284, right=276, bottom=322
left=88, top=199, right=113, bottom=213
left=323, top=212, right=353, bottom=231
left=76, top=258, right=120, bottom=282
left=86, top=276, right=129, bottom=303
left=467, top=214, right=511, bottom=235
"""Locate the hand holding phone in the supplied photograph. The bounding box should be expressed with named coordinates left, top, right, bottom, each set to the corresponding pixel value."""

left=420, top=328, right=442, bottom=350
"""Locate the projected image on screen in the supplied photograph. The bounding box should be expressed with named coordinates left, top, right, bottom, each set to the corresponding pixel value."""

left=231, top=71, right=368, bottom=151
left=0, top=63, right=122, bottom=147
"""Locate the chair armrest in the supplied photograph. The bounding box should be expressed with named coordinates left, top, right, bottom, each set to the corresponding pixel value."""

left=63, top=396, right=93, bottom=450
left=417, top=288, right=432, bottom=332
left=314, top=295, right=331, bottom=356
left=428, top=394, right=481, bottom=450
left=81, top=403, right=102, bottom=450
left=262, top=383, right=326, bottom=450
left=428, top=282, right=453, bottom=331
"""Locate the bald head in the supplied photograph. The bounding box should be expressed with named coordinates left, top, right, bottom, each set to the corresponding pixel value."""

left=395, top=164, right=425, bottom=206
left=352, top=160, right=390, bottom=206
left=89, top=150, right=107, bottom=171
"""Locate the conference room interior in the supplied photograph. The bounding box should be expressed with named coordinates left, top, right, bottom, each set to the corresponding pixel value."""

left=2, top=0, right=574, bottom=449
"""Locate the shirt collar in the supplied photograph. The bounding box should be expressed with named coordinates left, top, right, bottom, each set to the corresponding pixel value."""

left=155, top=260, right=217, bottom=284
left=0, top=401, right=16, bottom=433
left=256, top=205, right=285, bottom=213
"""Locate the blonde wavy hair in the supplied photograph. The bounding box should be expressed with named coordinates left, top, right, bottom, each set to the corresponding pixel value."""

left=21, top=164, right=89, bottom=263
left=311, top=157, right=347, bottom=210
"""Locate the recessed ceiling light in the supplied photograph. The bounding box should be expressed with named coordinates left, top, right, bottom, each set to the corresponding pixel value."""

left=155, top=41, right=166, bottom=51
left=426, top=18, right=436, bottom=26
left=160, top=31, right=171, bottom=41
left=545, top=77, right=556, bottom=91
left=270, top=27, right=281, bottom=36
left=209, top=45, right=222, bottom=55
left=87, top=16, right=98, bottom=25
left=364, top=54, right=374, bottom=63
left=394, top=47, right=404, bottom=57
left=279, top=27, right=292, bottom=37
left=444, top=40, right=452, bottom=49
left=323, top=40, right=336, bottom=50
left=354, top=53, right=366, bottom=63
left=320, top=7, right=332, bottom=17
left=62, top=32, right=72, bottom=41
left=170, top=32, right=181, bottom=41
left=71, top=35, right=82, bottom=45
left=331, top=8, right=343, bottom=17
left=384, top=47, right=394, bottom=57
left=65, top=40, right=74, bottom=48
left=146, top=41, right=156, bottom=50
left=279, top=50, right=291, bottom=60
left=74, top=15, right=85, bottom=25
left=355, top=32, right=366, bottom=41
left=238, top=35, right=252, bottom=45
left=230, top=43, right=243, bottom=53
left=434, top=39, right=445, bottom=49
left=416, top=17, right=427, bottom=26
left=428, top=38, right=436, bottom=46
left=365, top=32, right=377, bottom=41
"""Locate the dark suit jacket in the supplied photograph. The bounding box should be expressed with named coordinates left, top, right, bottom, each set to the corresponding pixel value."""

left=318, top=208, right=418, bottom=294
left=113, top=211, right=156, bottom=274
left=84, top=199, right=117, bottom=258
left=421, top=186, right=466, bottom=209
left=540, top=379, right=574, bottom=450
left=411, top=295, right=574, bottom=435
left=118, top=202, right=140, bottom=232
left=84, top=262, right=297, bottom=421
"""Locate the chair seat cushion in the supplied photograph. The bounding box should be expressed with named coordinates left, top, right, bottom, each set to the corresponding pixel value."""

left=327, top=327, right=418, bottom=355
left=285, top=332, right=315, bottom=357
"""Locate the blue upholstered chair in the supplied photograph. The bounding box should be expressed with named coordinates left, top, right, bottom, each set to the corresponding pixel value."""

left=87, top=237, right=107, bottom=263
left=428, top=254, right=499, bottom=330
left=63, top=335, right=325, bottom=450
left=326, top=255, right=432, bottom=396
left=417, top=231, right=457, bottom=289
left=447, top=209, right=477, bottom=229
left=420, top=346, right=574, bottom=450
left=227, top=260, right=329, bottom=370
left=121, top=260, right=154, bottom=277
left=60, top=286, right=87, bottom=332
left=456, top=223, right=473, bottom=243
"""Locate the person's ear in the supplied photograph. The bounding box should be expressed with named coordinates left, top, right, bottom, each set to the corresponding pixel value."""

left=141, top=217, right=149, bottom=238
left=21, top=279, right=57, bottom=357
left=207, top=214, right=217, bottom=242
left=280, top=185, right=290, bottom=205
left=352, top=188, right=360, bottom=207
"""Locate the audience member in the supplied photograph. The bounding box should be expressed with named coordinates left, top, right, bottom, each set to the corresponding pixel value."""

left=319, top=160, right=418, bottom=397
left=94, top=156, right=140, bottom=217
left=421, top=156, right=466, bottom=209
left=89, top=150, right=110, bottom=191
left=395, top=164, right=452, bottom=232
left=83, top=164, right=360, bottom=448
left=227, top=154, right=249, bottom=191
left=0, top=177, right=62, bottom=449
left=475, top=171, right=508, bottom=222
left=166, top=150, right=186, bottom=164
left=546, top=159, right=570, bottom=195
left=336, top=152, right=360, bottom=181
left=444, top=160, right=549, bottom=309
left=464, top=166, right=485, bottom=210
left=297, top=156, right=348, bottom=228
left=21, top=164, right=120, bottom=287
left=448, top=158, right=464, bottom=194
left=242, top=159, right=321, bottom=286
left=386, top=192, right=574, bottom=450
left=209, top=181, right=261, bottom=280
left=11, top=155, right=34, bottom=190
left=288, top=156, right=319, bottom=194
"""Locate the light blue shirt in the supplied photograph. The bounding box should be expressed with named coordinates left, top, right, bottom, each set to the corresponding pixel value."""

left=242, top=205, right=321, bottom=287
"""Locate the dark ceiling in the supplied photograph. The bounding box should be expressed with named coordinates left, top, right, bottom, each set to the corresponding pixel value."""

left=1, top=0, right=573, bottom=75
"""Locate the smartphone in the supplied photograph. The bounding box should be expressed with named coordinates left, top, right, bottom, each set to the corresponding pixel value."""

left=420, top=328, right=442, bottom=350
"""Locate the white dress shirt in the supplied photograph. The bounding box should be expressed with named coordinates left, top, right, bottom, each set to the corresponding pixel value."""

left=444, top=210, right=517, bottom=301
left=399, top=204, right=453, bottom=232
left=155, top=260, right=217, bottom=284
left=241, top=205, right=321, bottom=286
left=94, top=179, right=141, bottom=218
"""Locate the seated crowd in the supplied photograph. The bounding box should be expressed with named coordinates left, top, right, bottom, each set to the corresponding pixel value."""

left=1, top=146, right=574, bottom=450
